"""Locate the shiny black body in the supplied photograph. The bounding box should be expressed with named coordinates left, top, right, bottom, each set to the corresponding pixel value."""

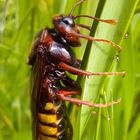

left=29, top=25, right=81, bottom=140
left=28, top=1, right=123, bottom=139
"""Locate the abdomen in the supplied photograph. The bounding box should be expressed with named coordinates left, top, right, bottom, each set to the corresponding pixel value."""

left=37, top=92, right=73, bottom=140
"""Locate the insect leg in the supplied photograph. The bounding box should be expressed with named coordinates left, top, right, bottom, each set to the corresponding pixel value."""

left=58, top=62, right=93, bottom=76
left=57, top=94, right=121, bottom=108
left=74, top=33, right=122, bottom=51
left=57, top=90, right=80, bottom=96
left=58, top=62, right=125, bottom=77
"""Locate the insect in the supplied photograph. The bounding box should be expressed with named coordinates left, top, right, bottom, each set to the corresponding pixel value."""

left=28, top=0, right=125, bottom=140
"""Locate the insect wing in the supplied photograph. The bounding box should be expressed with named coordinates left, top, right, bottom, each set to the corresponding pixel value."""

left=30, top=56, right=44, bottom=140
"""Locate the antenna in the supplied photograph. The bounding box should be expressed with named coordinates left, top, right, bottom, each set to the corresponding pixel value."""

left=74, top=15, right=117, bottom=25
left=69, top=0, right=86, bottom=17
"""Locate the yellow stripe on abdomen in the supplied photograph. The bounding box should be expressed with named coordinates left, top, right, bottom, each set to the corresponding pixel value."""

left=38, top=123, right=57, bottom=136
left=38, top=113, right=57, bottom=124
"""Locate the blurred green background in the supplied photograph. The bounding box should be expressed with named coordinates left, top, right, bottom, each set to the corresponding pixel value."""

left=0, top=0, right=140, bottom=140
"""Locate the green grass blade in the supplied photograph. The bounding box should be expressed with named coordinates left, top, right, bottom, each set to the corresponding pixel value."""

left=75, top=0, right=139, bottom=139
left=127, top=114, right=140, bottom=140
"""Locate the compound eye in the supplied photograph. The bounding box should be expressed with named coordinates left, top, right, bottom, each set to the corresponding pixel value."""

left=63, top=19, right=69, bottom=25
left=62, top=17, right=74, bottom=26
left=63, top=18, right=70, bottom=25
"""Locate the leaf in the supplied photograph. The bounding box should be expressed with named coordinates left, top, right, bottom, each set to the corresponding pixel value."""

left=73, top=0, right=139, bottom=140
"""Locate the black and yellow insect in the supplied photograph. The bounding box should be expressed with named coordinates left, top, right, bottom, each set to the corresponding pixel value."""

left=28, top=0, right=125, bottom=140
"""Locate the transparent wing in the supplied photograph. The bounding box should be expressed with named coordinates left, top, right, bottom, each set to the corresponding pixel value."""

left=30, top=56, right=44, bottom=140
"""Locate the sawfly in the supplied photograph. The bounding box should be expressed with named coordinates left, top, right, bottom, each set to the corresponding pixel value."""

left=28, top=0, right=125, bottom=139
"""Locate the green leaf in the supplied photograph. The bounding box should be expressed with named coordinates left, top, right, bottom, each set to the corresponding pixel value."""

left=73, top=0, right=139, bottom=140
